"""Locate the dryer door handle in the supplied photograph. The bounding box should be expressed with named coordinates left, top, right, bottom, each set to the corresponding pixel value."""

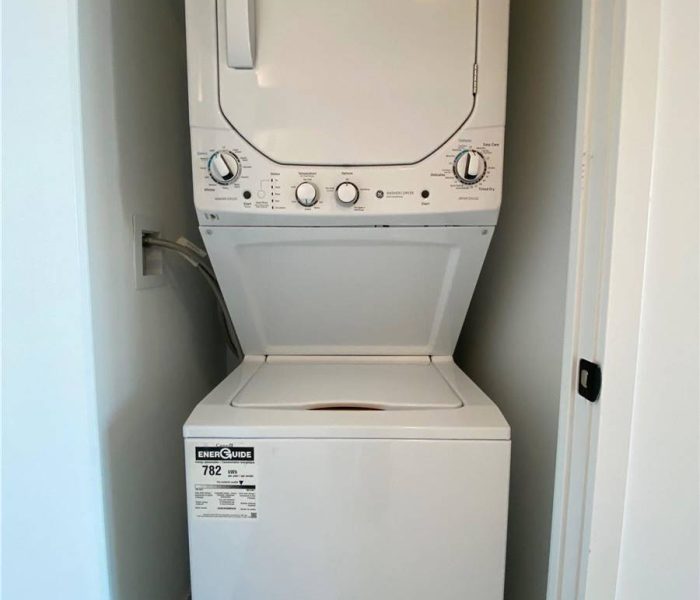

left=224, top=0, right=256, bottom=69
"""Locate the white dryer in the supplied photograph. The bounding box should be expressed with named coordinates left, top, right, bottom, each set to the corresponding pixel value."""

left=183, top=1, right=511, bottom=598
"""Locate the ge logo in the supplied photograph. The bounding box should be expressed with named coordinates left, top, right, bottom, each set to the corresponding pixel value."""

left=376, top=190, right=384, bottom=198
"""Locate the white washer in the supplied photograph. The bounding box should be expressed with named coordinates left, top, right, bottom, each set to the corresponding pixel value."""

left=183, top=1, right=511, bottom=598
left=185, top=357, right=509, bottom=600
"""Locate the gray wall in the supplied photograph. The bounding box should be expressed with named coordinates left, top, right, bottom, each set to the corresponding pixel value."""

left=77, top=1, right=226, bottom=598
left=454, top=1, right=582, bottom=599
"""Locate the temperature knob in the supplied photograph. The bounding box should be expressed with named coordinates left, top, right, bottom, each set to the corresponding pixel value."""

left=336, top=182, right=359, bottom=205
left=208, top=150, right=240, bottom=184
left=453, top=150, right=486, bottom=185
left=295, top=182, right=318, bottom=207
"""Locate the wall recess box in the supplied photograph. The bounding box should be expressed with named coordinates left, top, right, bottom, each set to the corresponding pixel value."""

left=133, top=215, right=166, bottom=289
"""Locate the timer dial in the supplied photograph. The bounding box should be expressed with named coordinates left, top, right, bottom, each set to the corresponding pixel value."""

left=453, top=150, right=486, bottom=185
left=208, top=150, right=240, bottom=184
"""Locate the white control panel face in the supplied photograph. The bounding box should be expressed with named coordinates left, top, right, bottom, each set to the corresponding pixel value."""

left=190, top=125, right=504, bottom=226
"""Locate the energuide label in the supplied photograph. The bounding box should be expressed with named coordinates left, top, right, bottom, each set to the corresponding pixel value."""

left=192, top=445, right=258, bottom=519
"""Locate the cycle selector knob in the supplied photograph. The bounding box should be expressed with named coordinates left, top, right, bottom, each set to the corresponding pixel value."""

left=336, top=181, right=359, bottom=205
left=295, top=182, right=318, bottom=207
left=208, top=150, right=240, bottom=184
left=453, top=150, right=486, bottom=185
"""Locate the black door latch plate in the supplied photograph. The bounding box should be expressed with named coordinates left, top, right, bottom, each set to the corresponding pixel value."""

left=578, top=359, right=602, bottom=402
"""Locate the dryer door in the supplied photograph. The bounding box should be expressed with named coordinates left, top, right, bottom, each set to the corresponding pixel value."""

left=216, top=0, right=478, bottom=166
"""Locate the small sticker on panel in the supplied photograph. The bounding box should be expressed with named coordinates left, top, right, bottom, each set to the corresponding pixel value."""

left=192, top=445, right=258, bottom=519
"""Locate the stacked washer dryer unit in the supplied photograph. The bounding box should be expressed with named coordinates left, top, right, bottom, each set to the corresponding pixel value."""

left=184, top=1, right=510, bottom=598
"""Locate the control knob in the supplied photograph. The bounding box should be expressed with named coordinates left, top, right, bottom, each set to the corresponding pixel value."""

left=208, top=150, right=240, bottom=184
left=453, top=150, right=486, bottom=185
left=295, top=182, right=318, bottom=207
left=336, top=181, right=359, bottom=205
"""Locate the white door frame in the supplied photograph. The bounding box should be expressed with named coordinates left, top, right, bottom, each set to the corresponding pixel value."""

left=547, top=1, right=663, bottom=599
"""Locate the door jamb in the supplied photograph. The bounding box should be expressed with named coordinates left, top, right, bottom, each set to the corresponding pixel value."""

left=546, top=1, right=662, bottom=598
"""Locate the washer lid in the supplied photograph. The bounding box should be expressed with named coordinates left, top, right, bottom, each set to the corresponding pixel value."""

left=203, top=226, right=493, bottom=357
left=232, top=358, right=462, bottom=410
left=216, top=0, right=478, bottom=166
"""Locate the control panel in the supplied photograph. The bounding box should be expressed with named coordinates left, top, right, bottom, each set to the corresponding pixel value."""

left=190, top=125, right=504, bottom=226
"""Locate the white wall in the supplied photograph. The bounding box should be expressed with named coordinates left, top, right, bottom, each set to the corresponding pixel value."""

left=76, top=0, right=226, bottom=598
left=454, top=1, right=582, bottom=599
left=2, top=1, right=109, bottom=598
left=2, top=1, right=227, bottom=599
left=615, top=1, right=699, bottom=598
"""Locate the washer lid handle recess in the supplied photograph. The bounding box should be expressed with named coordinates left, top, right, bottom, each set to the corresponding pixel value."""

left=216, top=0, right=479, bottom=166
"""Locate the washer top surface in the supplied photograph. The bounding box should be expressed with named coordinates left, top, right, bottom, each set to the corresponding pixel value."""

left=184, top=356, right=510, bottom=440
left=232, top=357, right=461, bottom=410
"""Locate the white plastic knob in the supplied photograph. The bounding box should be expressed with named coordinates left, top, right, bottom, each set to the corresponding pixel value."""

left=209, top=150, right=240, bottom=184
left=295, top=182, right=318, bottom=207
left=336, top=182, right=359, bottom=205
